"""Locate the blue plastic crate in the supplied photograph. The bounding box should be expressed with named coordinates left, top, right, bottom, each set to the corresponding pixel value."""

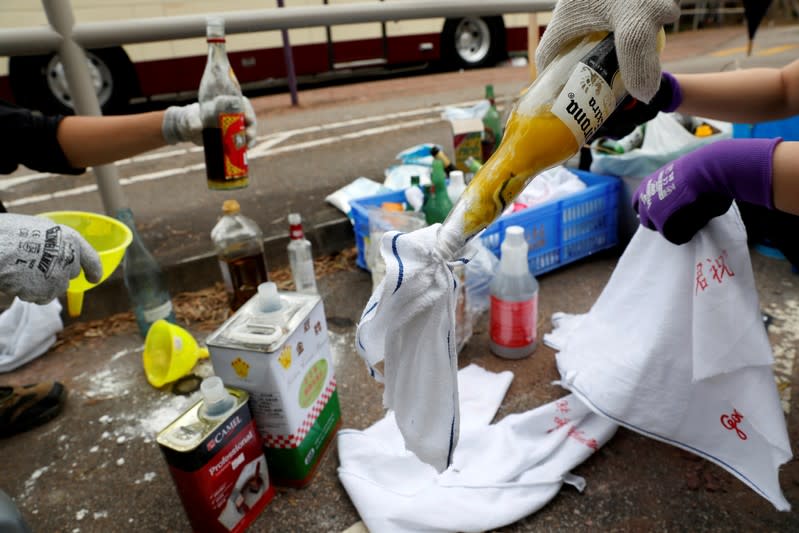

left=350, top=170, right=620, bottom=274
left=480, top=170, right=620, bottom=276
left=733, top=116, right=799, bottom=141
left=350, top=189, right=415, bottom=270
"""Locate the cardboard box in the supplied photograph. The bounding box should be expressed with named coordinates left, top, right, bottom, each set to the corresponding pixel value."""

left=448, top=118, right=484, bottom=173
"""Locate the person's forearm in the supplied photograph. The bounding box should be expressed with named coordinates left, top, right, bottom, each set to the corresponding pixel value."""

left=675, top=59, right=799, bottom=123
left=56, top=111, right=167, bottom=168
left=771, top=141, right=799, bottom=215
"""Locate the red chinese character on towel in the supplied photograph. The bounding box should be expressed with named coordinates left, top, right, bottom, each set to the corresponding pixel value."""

left=696, top=262, right=708, bottom=294
left=709, top=250, right=734, bottom=284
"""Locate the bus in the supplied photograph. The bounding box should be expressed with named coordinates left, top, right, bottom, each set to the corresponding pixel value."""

left=0, top=0, right=551, bottom=115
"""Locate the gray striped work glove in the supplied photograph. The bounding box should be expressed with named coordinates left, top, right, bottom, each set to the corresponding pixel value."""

left=0, top=214, right=103, bottom=304
left=536, top=0, right=681, bottom=103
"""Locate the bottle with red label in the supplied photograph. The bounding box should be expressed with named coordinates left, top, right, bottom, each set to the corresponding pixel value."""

left=199, top=16, right=249, bottom=190
left=489, top=225, right=539, bottom=359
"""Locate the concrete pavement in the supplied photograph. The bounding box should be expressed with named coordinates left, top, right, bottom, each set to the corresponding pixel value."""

left=1, top=22, right=799, bottom=532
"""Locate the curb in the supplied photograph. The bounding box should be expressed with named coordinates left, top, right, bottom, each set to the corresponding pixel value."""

left=64, top=215, right=356, bottom=324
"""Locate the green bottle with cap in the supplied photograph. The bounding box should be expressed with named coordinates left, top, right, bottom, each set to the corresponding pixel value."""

left=423, top=160, right=453, bottom=225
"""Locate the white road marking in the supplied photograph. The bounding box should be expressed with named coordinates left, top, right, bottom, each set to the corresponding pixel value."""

left=4, top=116, right=442, bottom=208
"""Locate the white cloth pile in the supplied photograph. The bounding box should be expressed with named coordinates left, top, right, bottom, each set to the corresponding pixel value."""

left=0, top=297, right=62, bottom=373
left=545, top=204, right=792, bottom=511
left=338, top=364, right=618, bottom=533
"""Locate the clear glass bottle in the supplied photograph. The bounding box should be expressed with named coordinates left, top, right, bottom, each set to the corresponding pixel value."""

left=116, top=207, right=177, bottom=337
left=211, top=199, right=269, bottom=311
left=199, top=16, right=249, bottom=190
left=489, top=226, right=538, bottom=359
left=287, top=213, right=317, bottom=294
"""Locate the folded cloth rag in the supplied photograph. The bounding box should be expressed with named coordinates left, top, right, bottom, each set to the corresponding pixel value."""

left=0, top=297, right=63, bottom=373
left=337, top=364, right=618, bottom=533
left=356, top=223, right=473, bottom=472
left=546, top=204, right=792, bottom=511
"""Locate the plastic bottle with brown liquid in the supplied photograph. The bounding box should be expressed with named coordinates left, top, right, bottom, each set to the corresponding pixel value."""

left=211, top=200, right=269, bottom=311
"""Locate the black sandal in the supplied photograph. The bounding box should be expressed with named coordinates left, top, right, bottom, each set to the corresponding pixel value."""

left=0, top=382, right=67, bottom=438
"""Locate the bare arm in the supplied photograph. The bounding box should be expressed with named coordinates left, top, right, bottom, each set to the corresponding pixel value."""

left=675, top=59, right=799, bottom=123
left=56, top=111, right=168, bottom=168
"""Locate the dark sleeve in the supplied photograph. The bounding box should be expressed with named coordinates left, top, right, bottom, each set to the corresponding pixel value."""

left=0, top=100, right=86, bottom=175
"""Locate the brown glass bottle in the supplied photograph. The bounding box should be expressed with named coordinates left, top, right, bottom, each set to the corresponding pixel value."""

left=221, top=251, right=269, bottom=310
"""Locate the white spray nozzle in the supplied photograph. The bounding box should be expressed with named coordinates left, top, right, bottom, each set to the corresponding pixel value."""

left=288, top=213, right=301, bottom=225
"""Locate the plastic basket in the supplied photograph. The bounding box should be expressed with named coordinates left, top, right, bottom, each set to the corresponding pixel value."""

left=350, top=170, right=620, bottom=274
left=479, top=170, right=620, bottom=276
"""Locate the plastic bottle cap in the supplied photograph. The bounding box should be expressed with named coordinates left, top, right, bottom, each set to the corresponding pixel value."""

left=258, top=282, right=282, bottom=312
left=450, top=171, right=465, bottom=185
left=222, top=199, right=240, bottom=215
left=505, top=226, right=525, bottom=245
left=206, top=16, right=225, bottom=38
left=288, top=213, right=301, bottom=225
left=201, top=376, right=229, bottom=410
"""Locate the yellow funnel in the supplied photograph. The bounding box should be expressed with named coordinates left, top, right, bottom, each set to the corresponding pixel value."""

left=143, top=320, right=210, bottom=388
left=38, top=211, right=132, bottom=317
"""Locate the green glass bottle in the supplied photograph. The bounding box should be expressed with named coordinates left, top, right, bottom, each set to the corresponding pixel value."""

left=482, top=84, right=503, bottom=161
left=423, top=160, right=453, bottom=225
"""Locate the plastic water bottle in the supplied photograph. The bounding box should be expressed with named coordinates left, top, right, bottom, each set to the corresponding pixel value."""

left=489, top=226, right=538, bottom=359
left=447, top=170, right=466, bottom=204
left=211, top=199, right=269, bottom=311
left=287, top=213, right=318, bottom=294
left=116, top=208, right=177, bottom=338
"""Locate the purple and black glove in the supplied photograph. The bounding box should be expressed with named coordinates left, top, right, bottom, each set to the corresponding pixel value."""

left=594, top=72, right=683, bottom=141
left=632, top=137, right=782, bottom=244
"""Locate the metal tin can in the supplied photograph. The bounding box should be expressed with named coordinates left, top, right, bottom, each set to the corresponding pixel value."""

left=206, top=290, right=341, bottom=488
left=157, top=387, right=275, bottom=532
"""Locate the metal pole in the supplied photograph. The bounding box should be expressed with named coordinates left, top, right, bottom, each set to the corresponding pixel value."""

left=41, top=0, right=128, bottom=216
left=276, top=0, right=299, bottom=107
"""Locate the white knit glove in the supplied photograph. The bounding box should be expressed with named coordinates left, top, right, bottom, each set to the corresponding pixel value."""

left=162, top=96, right=257, bottom=148
left=0, top=214, right=103, bottom=304
left=536, top=0, right=680, bottom=103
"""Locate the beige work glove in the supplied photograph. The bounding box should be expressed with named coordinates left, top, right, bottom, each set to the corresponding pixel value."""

left=535, top=0, right=681, bottom=103
left=0, top=214, right=103, bottom=304
left=162, top=96, right=257, bottom=148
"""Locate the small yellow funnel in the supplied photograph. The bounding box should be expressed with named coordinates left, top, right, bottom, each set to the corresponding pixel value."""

left=38, top=211, right=132, bottom=317
left=143, top=320, right=210, bottom=388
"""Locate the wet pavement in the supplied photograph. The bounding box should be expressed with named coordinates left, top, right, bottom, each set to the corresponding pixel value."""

left=2, top=22, right=799, bottom=533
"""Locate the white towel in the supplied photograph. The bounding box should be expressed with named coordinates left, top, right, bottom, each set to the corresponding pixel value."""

left=356, top=224, right=469, bottom=472
left=0, top=297, right=63, bottom=373
left=337, top=364, right=618, bottom=533
left=547, top=204, right=792, bottom=511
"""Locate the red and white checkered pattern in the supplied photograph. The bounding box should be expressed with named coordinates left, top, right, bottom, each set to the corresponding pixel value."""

left=262, top=378, right=337, bottom=449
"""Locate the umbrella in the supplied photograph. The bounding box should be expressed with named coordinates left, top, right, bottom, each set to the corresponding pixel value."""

left=743, top=0, right=774, bottom=55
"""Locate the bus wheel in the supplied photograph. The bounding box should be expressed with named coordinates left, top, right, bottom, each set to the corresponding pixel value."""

left=441, top=16, right=506, bottom=70
left=9, top=47, right=137, bottom=115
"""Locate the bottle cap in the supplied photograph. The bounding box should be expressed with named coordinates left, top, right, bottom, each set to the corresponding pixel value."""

left=288, top=213, right=301, bottom=225
left=206, top=16, right=225, bottom=39
left=201, top=376, right=230, bottom=411
left=222, top=199, right=240, bottom=215
left=449, top=170, right=465, bottom=185
left=258, top=282, right=282, bottom=312
left=500, top=226, right=530, bottom=275
left=505, top=226, right=525, bottom=246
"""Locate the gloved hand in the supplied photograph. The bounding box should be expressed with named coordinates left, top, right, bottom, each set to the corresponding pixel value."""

left=0, top=214, right=103, bottom=304
left=162, top=96, right=257, bottom=148
left=633, top=137, right=782, bottom=244
left=536, top=0, right=681, bottom=103
left=594, top=71, right=683, bottom=140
